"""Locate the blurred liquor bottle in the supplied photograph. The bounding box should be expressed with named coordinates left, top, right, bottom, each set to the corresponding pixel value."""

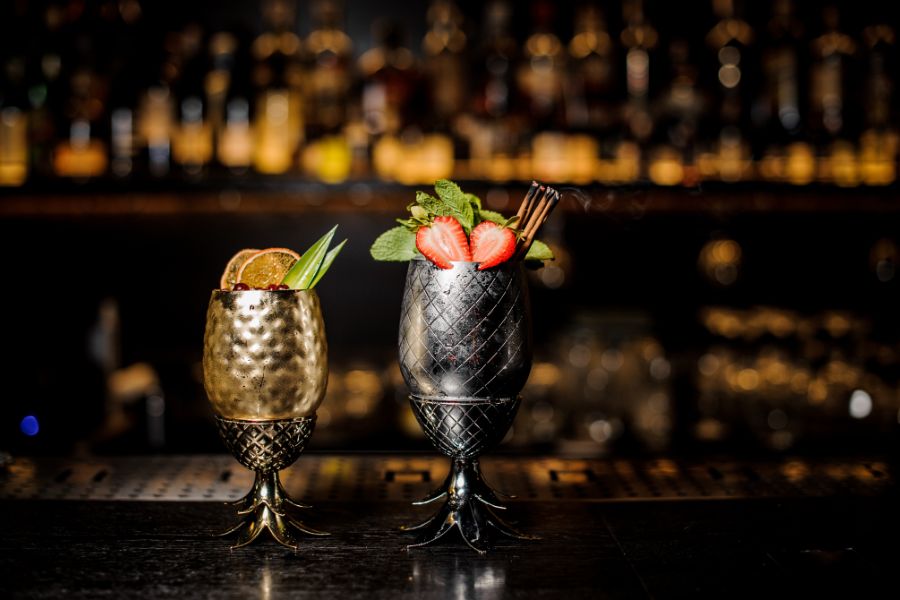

left=211, top=33, right=254, bottom=173
left=173, top=95, right=212, bottom=178
left=519, top=1, right=567, bottom=182
left=0, top=55, right=29, bottom=186
left=305, top=0, right=353, bottom=138
left=135, top=18, right=185, bottom=178
left=204, top=32, right=238, bottom=160
left=560, top=3, right=611, bottom=184
left=565, top=4, right=615, bottom=135
left=808, top=4, right=858, bottom=186
left=468, top=0, right=517, bottom=181
left=617, top=0, right=658, bottom=181
left=172, top=25, right=213, bottom=177
left=52, top=3, right=109, bottom=179
left=754, top=0, right=811, bottom=184
left=648, top=40, right=702, bottom=186
left=359, top=21, right=418, bottom=137
left=474, top=1, right=515, bottom=120
left=517, top=0, right=565, bottom=132
left=251, top=0, right=305, bottom=174
left=360, top=20, right=421, bottom=181
left=136, top=85, right=174, bottom=178
left=858, top=21, right=897, bottom=185
left=21, top=3, right=71, bottom=182
left=702, top=0, right=753, bottom=182
left=105, top=0, right=144, bottom=178
left=300, top=1, right=354, bottom=184
left=423, top=0, right=467, bottom=127
left=418, top=0, right=465, bottom=181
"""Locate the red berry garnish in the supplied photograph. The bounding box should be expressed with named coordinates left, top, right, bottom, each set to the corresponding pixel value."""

left=277, top=284, right=290, bottom=290
left=470, top=221, right=517, bottom=270
left=415, top=216, right=472, bottom=269
left=266, top=284, right=281, bottom=290
left=232, top=283, right=250, bottom=291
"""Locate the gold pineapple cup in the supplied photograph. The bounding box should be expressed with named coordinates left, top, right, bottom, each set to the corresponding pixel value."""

left=203, top=289, right=329, bottom=549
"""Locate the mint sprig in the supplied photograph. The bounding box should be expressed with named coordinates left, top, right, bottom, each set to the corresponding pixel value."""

left=370, top=226, right=418, bottom=261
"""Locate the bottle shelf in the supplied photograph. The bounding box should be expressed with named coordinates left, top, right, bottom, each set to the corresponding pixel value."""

left=1, top=179, right=899, bottom=217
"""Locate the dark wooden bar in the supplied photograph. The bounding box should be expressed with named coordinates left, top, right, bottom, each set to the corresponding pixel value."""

left=2, top=455, right=897, bottom=598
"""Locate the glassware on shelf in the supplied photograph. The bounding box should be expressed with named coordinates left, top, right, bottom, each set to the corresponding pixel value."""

left=110, top=108, right=135, bottom=178
left=253, top=90, right=297, bottom=174
left=306, top=0, right=354, bottom=137
left=422, top=0, right=467, bottom=125
left=0, top=108, right=28, bottom=186
left=172, top=97, right=212, bottom=176
left=137, top=87, right=174, bottom=177
left=217, top=99, right=253, bottom=172
left=52, top=119, right=107, bottom=178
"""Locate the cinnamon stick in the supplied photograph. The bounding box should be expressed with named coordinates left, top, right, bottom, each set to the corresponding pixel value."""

left=521, top=186, right=546, bottom=236
left=517, top=188, right=560, bottom=259
left=515, top=181, right=540, bottom=224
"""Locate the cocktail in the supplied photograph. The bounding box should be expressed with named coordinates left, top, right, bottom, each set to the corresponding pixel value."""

left=203, top=228, right=345, bottom=550
left=372, top=180, right=559, bottom=553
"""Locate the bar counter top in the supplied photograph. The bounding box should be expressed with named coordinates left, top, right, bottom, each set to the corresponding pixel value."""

left=2, top=454, right=898, bottom=599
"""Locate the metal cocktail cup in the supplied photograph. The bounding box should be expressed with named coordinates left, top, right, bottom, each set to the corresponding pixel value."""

left=203, top=288, right=329, bottom=549
left=399, top=258, right=535, bottom=553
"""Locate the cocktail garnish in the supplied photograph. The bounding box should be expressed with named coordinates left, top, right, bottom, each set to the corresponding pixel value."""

left=470, top=221, right=517, bottom=271
left=220, top=248, right=259, bottom=289
left=281, top=225, right=347, bottom=290
left=369, top=179, right=556, bottom=269
left=235, top=248, right=300, bottom=289
left=219, top=226, right=345, bottom=291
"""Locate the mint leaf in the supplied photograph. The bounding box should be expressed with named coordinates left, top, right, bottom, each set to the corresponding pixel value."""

left=433, top=179, right=475, bottom=232
left=434, top=179, right=466, bottom=205
left=525, top=239, right=554, bottom=262
left=466, top=193, right=482, bottom=210
left=283, top=226, right=337, bottom=289
left=456, top=202, right=475, bottom=232
left=415, top=191, right=442, bottom=212
left=414, top=189, right=473, bottom=230
left=478, top=209, right=507, bottom=225
left=370, top=226, right=419, bottom=261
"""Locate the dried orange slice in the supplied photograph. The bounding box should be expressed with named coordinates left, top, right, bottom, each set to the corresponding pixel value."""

left=235, top=248, right=301, bottom=288
left=220, top=248, right=259, bottom=289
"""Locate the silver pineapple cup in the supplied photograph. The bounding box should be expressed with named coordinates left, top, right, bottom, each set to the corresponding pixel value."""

left=399, top=257, right=535, bottom=553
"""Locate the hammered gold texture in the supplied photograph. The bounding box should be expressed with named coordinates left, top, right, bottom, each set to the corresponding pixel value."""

left=203, top=289, right=327, bottom=419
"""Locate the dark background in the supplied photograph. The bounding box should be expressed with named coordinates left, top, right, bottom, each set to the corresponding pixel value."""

left=2, top=0, right=899, bottom=458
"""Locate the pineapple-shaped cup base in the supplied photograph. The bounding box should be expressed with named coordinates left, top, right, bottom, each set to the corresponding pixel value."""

left=403, top=396, right=537, bottom=553
left=213, top=415, right=328, bottom=549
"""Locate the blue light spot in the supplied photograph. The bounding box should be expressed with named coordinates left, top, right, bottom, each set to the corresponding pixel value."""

left=20, top=415, right=39, bottom=436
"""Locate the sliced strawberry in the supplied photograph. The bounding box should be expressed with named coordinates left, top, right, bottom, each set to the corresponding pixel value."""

left=416, top=216, right=472, bottom=269
left=470, top=221, right=517, bottom=270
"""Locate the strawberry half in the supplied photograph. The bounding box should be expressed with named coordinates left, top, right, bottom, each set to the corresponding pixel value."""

left=470, top=221, right=517, bottom=270
left=416, top=216, right=472, bottom=269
